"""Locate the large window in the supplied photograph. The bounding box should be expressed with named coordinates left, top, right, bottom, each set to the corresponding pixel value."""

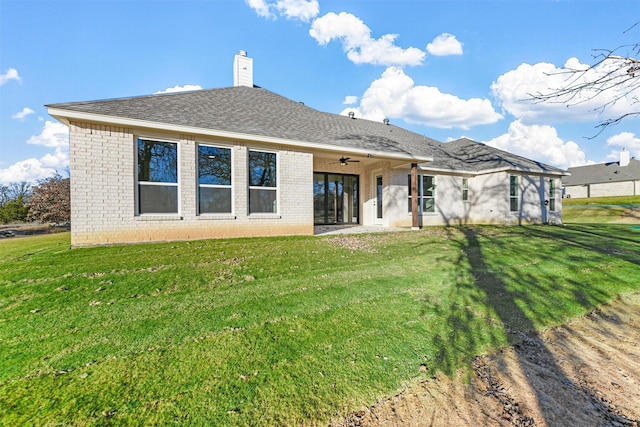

left=549, top=179, right=556, bottom=211
left=509, top=175, right=519, bottom=212
left=137, top=138, right=178, bottom=214
left=248, top=150, right=277, bottom=213
left=198, top=145, right=232, bottom=214
left=408, top=174, right=435, bottom=213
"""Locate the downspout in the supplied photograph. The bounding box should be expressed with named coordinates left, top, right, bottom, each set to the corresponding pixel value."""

left=411, top=163, right=419, bottom=230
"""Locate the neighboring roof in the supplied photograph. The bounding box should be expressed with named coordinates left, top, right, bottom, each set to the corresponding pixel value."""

left=424, top=138, right=568, bottom=176
left=47, top=87, right=566, bottom=176
left=47, top=86, right=439, bottom=161
left=562, top=158, right=640, bottom=186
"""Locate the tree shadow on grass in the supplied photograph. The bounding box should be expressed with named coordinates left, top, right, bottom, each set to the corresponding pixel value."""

left=426, top=226, right=639, bottom=425
left=524, top=223, right=640, bottom=266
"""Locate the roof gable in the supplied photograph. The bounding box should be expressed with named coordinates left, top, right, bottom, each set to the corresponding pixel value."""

left=426, top=137, right=567, bottom=175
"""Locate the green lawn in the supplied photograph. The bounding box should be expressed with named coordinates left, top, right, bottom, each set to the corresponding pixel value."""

left=2, top=225, right=640, bottom=425
left=563, top=195, right=640, bottom=223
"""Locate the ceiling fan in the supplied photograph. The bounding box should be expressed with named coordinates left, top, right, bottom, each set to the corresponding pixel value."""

left=338, top=156, right=360, bottom=166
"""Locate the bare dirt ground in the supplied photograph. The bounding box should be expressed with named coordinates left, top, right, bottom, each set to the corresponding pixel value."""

left=339, top=291, right=640, bottom=427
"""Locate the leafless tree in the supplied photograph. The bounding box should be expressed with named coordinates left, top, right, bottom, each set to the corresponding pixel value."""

left=0, top=182, right=31, bottom=207
left=529, top=24, right=640, bottom=137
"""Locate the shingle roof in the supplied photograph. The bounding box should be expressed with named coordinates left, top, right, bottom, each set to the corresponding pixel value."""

left=48, top=86, right=566, bottom=176
left=425, top=138, right=567, bottom=175
left=47, top=86, right=441, bottom=159
left=562, top=158, right=640, bottom=186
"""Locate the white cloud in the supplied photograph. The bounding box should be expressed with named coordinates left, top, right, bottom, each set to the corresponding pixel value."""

left=485, top=119, right=591, bottom=169
left=27, top=121, right=69, bottom=149
left=426, top=33, right=463, bottom=56
left=491, top=57, right=637, bottom=124
left=153, top=84, right=203, bottom=94
left=0, top=156, right=66, bottom=185
left=0, top=122, right=70, bottom=185
left=246, top=0, right=319, bottom=21
left=276, top=0, right=319, bottom=22
left=343, top=95, right=358, bottom=105
left=605, top=131, right=640, bottom=161
left=0, top=68, right=20, bottom=86
left=245, top=0, right=274, bottom=18
left=342, top=67, right=502, bottom=129
left=309, top=12, right=425, bottom=66
left=11, top=107, right=35, bottom=121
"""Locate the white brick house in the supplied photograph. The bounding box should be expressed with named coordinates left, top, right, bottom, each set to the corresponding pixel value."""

left=47, top=52, right=567, bottom=246
left=562, top=151, right=640, bottom=198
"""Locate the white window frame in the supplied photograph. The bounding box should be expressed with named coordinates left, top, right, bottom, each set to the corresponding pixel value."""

left=136, top=137, right=180, bottom=216
left=197, top=143, right=234, bottom=216
left=549, top=179, right=556, bottom=212
left=509, top=175, right=519, bottom=212
left=462, top=178, right=469, bottom=202
left=248, top=149, right=279, bottom=215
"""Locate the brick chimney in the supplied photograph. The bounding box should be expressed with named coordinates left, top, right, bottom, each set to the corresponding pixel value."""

left=233, top=50, right=253, bottom=88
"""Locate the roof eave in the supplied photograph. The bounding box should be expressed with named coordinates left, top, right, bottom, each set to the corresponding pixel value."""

left=417, top=163, right=569, bottom=177
left=47, top=108, right=433, bottom=163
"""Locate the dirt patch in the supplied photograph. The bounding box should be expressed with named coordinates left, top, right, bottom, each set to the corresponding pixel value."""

left=337, top=292, right=640, bottom=427
left=323, top=235, right=380, bottom=253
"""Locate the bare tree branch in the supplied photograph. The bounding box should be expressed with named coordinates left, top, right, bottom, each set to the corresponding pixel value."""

left=528, top=34, right=640, bottom=138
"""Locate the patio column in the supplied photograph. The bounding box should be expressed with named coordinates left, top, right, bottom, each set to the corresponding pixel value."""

left=411, top=163, right=419, bottom=230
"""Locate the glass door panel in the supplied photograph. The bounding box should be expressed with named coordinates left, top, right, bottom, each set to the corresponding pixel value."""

left=313, top=173, right=327, bottom=223
left=313, top=172, right=359, bottom=225
left=376, top=175, right=383, bottom=220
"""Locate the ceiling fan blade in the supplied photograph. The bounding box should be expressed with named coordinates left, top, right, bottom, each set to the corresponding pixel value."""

left=339, top=157, right=360, bottom=163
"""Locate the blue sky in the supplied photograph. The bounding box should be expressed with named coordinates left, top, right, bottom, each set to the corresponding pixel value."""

left=1, top=0, right=639, bottom=185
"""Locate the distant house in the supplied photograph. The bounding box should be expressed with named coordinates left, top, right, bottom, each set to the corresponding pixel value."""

left=562, top=150, right=640, bottom=198
left=47, top=51, right=567, bottom=246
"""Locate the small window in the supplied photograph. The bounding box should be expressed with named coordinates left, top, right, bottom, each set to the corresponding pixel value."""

left=462, top=178, right=469, bottom=202
left=407, top=174, right=435, bottom=213
left=198, top=145, right=232, bottom=214
left=423, top=175, right=435, bottom=213
left=248, top=150, right=277, bottom=213
left=137, top=138, right=178, bottom=214
left=509, top=175, right=519, bottom=212
left=549, top=179, right=556, bottom=211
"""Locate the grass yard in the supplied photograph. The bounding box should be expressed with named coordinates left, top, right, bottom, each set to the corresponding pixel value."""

left=562, top=195, right=640, bottom=223
left=1, top=224, right=640, bottom=425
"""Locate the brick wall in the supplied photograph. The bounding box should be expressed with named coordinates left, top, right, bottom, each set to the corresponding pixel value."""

left=69, top=122, right=313, bottom=246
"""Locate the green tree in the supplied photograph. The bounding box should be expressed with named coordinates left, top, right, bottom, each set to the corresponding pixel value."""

left=0, top=182, right=31, bottom=224
left=0, top=194, right=29, bottom=224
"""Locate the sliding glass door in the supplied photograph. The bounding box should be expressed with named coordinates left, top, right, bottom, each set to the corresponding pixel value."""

left=313, top=173, right=359, bottom=224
